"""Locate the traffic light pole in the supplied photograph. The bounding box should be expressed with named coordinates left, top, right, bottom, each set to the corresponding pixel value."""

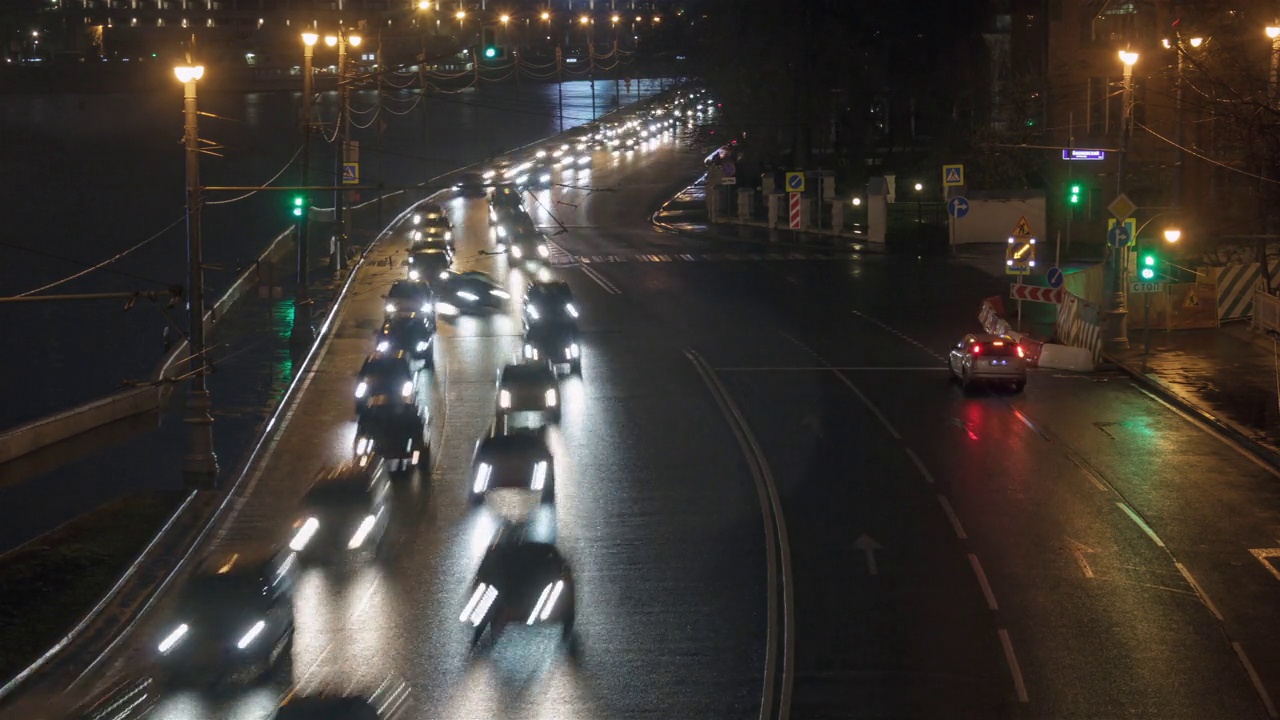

left=292, top=40, right=315, bottom=347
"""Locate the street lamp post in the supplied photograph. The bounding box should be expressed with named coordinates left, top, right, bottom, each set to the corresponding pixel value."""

left=1267, top=26, right=1280, bottom=106
left=581, top=16, right=595, bottom=120
left=1166, top=35, right=1203, bottom=211
left=292, top=32, right=318, bottom=347
left=326, top=30, right=361, bottom=280
left=1106, top=49, right=1139, bottom=354
left=175, top=64, right=218, bottom=489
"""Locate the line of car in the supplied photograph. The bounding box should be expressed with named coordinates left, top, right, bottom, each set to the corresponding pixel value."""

left=122, top=90, right=709, bottom=718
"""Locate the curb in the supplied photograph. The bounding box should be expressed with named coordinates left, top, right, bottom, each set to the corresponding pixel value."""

left=1106, top=353, right=1280, bottom=472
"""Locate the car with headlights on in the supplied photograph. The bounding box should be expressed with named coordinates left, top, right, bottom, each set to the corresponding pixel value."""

left=382, top=280, right=434, bottom=322
left=522, top=322, right=581, bottom=376
left=354, top=398, right=429, bottom=476
left=407, top=247, right=452, bottom=281
left=355, top=350, right=417, bottom=415
left=489, top=183, right=524, bottom=211
left=409, top=223, right=452, bottom=252
left=152, top=549, right=296, bottom=687
left=508, top=231, right=552, bottom=266
left=468, top=429, right=556, bottom=505
left=375, top=315, right=434, bottom=365
left=948, top=333, right=1027, bottom=392
left=288, top=461, right=392, bottom=563
left=461, top=532, right=575, bottom=646
left=412, top=203, right=451, bottom=229
left=496, top=361, right=560, bottom=424
left=454, top=172, right=487, bottom=198
left=434, top=270, right=510, bottom=318
left=522, top=281, right=577, bottom=329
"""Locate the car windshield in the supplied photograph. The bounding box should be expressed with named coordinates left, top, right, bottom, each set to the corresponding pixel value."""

left=179, top=573, right=270, bottom=622
left=361, top=357, right=410, bottom=379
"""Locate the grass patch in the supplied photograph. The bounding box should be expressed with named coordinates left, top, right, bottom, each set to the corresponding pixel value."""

left=0, top=491, right=184, bottom=684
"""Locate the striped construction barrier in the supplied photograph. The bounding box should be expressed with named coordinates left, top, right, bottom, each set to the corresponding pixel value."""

left=978, top=298, right=1042, bottom=367
left=1211, top=261, right=1280, bottom=320
left=1055, top=290, right=1102, bottom=367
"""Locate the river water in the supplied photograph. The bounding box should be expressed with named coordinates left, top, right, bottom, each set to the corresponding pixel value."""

left=0, top=79, right=663, bottom=430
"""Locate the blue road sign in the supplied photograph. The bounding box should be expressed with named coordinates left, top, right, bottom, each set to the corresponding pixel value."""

left=722, top=161, right=736, bottom=177
left=342, top=162, right=359, bottom=185
left=946, top=196, right=970, bottom=219
left=785, top=172, right=805, bottom=192
left=1046, top=266, right=1064, bottom=289
left=1107, top=225, right=1130, bottom=248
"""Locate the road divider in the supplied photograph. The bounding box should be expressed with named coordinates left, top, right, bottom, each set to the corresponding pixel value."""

left=685, top=348, right=793, bottom=720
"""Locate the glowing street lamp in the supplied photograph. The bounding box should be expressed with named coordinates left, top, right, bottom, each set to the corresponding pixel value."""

left=1163, top=228, right=1182, bottom=243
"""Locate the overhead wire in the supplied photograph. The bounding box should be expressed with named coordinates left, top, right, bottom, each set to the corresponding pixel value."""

left=206, top=144, right=304, bottom=206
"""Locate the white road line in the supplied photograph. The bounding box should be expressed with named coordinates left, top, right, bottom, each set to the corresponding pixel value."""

left=997, top=628, right=1030, bottom=703
left=714, top=367, right=949, bottom=372
left=906, top=448, right=936, bottom=484
left=1066, top=452, right=1109, bottom=493
left=1131, top=385, right=1280, bottom=479
left=1175, top=562, right=1225, bottom=621
left=685, top=350, right=794, bottom=720
left=1233, top=642, right=1279, bottom=718
left=351, top=576, right=382, bottom=619
left=1117, top=502, right=1166, bottom=548
left=937, top=495, right=968, bottom=539
left=579, top=263, right=621, bottom=295
left=831, top=370, right=903, bottom=440
left=968, top=554, right=999, bottom=610
left=1070, top=546, right=1095, bottom=579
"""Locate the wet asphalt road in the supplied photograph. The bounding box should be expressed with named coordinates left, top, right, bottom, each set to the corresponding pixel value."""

left=12, top=119, right=1280, bottom=719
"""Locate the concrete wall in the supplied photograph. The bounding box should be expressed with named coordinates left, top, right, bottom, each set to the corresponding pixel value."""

left=951, top=192, right=1047, bottom=247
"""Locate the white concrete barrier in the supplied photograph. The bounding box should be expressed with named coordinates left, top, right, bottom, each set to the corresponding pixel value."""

left=1037, top=343, right=1095, bottom=372
left=0, top=386, right=159, bottom=466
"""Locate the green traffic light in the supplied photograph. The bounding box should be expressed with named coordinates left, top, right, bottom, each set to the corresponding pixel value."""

left=1140, top=253, right=1156, bottom=280
left=1068, top=184, right=1081, bottom=205
left=1140, top=267, right=1156, bottom=280
left=292, top=196, right=304, bottom=218
left=484, top=46, right=497, bottom=59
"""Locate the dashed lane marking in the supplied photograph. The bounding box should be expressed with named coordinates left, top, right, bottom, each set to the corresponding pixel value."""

left=849, top=309, right=947, bottom=362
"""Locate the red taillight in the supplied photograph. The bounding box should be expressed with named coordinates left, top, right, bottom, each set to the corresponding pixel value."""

left=971, top=345, right=981, bottom=355
left=1016, top=345, right=1025, bottom=358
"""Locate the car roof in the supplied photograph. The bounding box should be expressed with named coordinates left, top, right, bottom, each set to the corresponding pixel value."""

left=305, top=464, right=381, bottom=501
left=500, top=363, right=555, bottom=382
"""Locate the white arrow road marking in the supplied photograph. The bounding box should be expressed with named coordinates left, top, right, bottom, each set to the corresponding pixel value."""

left=855, top=534, right=884, bottom=576
left=1065, top=537, right=1095, bottom=579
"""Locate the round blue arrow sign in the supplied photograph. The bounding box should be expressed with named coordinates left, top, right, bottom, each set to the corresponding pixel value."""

left=787, top=174, right=803, bottom=190
left=1107, top=225, right=1130, bottom=248
left=1046, top=266, right=1064, bottom=289
left=946, top=196, right=970, bottom=218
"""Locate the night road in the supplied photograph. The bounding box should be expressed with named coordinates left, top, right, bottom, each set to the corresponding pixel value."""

left=11, top=105, right=1280, bottom=720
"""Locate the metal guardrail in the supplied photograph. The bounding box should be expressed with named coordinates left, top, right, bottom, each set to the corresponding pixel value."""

left=1252, top=289, right=1280, bottom=334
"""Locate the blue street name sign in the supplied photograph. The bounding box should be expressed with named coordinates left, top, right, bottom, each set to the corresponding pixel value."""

left=1062, top=149, right=1106, bottom=161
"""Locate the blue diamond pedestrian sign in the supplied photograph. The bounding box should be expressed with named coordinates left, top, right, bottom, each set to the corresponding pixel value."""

left=785, top=171, right=805, bottom=193
left=1046, top=266, right=1064, bottom=289
left=946, top=196, right=970, bottom=219
left=942, top=164, right=964, bottom=187
left=342, top=162, right=359, bottom=185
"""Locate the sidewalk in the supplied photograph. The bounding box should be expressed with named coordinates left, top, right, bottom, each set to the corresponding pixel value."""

left=1110, top=322, right=1280, bottom=464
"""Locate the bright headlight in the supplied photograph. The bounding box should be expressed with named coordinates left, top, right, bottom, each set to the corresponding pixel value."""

left=421, top=302, right=433, bottom=313
left=473, top=462, right=492, bottom=493
left=290, top=516, right=319, bottom=551
left=524, top=344, right=536, bottom=359
left=355, top=435, right=373, bottom=455
left=536, top=150, right=547, bottom=158
left=499, top=389, right=512, bottom=409
left=408, top=269, right=420, bottom=281
left=412, top=213, right=421, bottom=225
left=496, top=225, right=508, bottom=238
left=461, top=583, right=498, bottom=626
left=457, top=291, right=479, bottom=302
left=385, top=303, right=396, bottom=313
left=236, top=620, right=266, bottom=650
left=158, top=623, right=189, bottom=654
left=545, top=388, right=558, bottom=407
left=516, top=174, right=530, bottom=185
left=347, top=514, right=377, bottom=549
left=376, top=340, right=390, bottom=353
left=537, top=245, right=550, bottom=258
left=355, top=381, right=368, bottom=399
left=436, top=302, right=459, bottom=316
left=490, top=289, right=510, bottom=299
left=416, top=341, right=428, bottom=351
left=539, top=173, right=551, bottom=183
left=528, top=580, right=565, bottom=624
left=570, top=342, right=580, bottom=358
left=528, top=305, right=540, bottom=320
left=401, top=380, right=414, bottom=398
left=444, top=230, right=452, bottom=241
left=565, top=303, right=579, bottom=318
left=531, top=460, right=548, bottom=491
left=511, top=246, right=523, bottom=259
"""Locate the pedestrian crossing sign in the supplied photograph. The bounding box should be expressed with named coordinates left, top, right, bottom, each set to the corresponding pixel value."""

left=1185, top=290, right=1200, bottom=308
left=342, top=162, right=359, bottom=185
left=942, top=164, right=964, bottom=187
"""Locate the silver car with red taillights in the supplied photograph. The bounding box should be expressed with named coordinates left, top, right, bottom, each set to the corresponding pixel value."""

left=948, top=333, right=1027, bottom=392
